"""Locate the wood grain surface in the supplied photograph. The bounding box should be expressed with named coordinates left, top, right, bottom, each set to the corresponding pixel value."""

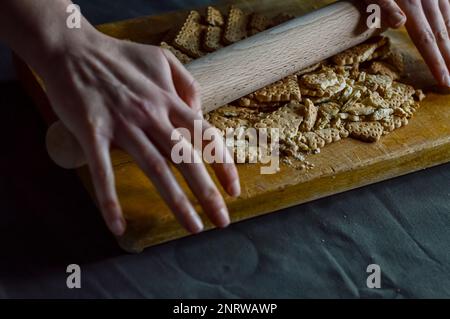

left=15, top=0, right=450, bottom=253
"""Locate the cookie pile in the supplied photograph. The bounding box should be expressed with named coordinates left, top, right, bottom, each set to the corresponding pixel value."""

left=162, top=6, right=425, bottom=169
left=161, top=6, right=293, bottom=62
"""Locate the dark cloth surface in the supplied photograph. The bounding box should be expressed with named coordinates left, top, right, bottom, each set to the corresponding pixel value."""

left=0, top=0, right=448, bottom=299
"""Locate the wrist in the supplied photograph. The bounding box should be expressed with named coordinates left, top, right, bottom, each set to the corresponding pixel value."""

left=29, top=21, right=100, bottom=77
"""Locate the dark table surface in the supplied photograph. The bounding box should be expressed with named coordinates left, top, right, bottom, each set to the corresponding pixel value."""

left=0, top=0, right=449, bottom=299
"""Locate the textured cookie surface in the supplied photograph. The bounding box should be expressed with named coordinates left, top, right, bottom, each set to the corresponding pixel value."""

left=223, top=6, right=248, bottom=44
left=206, top=6, right=224, bottom=26
left=173, top=11, right=206, bottom=58
left=252, top=75, right=301, bottom=103
left=160, top=42, right=192, bottom=64
left=204, top=26, right=223, bottom=52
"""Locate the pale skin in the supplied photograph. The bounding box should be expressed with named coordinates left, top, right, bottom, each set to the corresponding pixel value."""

left=0, top=0, right=448, bottom=236
left=367, top=0, right=450, bottom=86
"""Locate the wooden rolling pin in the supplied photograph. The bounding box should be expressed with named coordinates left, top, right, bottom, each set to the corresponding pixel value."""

left=47, top=0, right=381, bottom=169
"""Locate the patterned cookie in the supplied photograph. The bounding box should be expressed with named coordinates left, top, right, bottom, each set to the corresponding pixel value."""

left=364, top=74, right=393, bottom=94
left=384, top=83, right=415, bottom=109
left=204, top=26, right=223, bottom=52
left=341, top=89, right=363, bottom=111
left=300, top=99, right=318, bottom=132
left=248, top=13, right=270, bottom=36
left=394, top=116, right=409, bottom=129
left=386, top=92, right=409, bottom=109
left=371, top=108, right=394, bottom=121
left=160, top=42, right=193, bottom=64
left=332, top=36, right=387, bottom=66
left=393, top=106, right=408, bottom=118
left=361, top=91, right=390, bottom=109
left=224, top=6, right=248, bottom=44
left=367, top=61, right=400, bottom=80
left=207, top=112, right=251, bottom=132
left=211, top=105, right=265, bottom=123
left=369, top=39, right=392, bottom=61
left=300, top=68, right=340, bottom=91
left=399, top=101, right=419, bottom=118
left=254, top=102, right=304, bottom=140
left=237, top=97, right=258, bottom=107
left=173, top=11, right=206, bottom=58
left=301, top=75, right=346, bottom=98
left=314, top=111, right=331, bottom=130
left=295, top=62, right=323, bottom=77
left=315, top=128, right=342, bottom=144
left=206, top=6, right=224, bottom=26
left=301, top=132, right=326, bottom=150
left=346, top=121, right=384, bottom=142
left=319, top=102, right=341, bottom=117
left=253, top=75, right=301, bottom=103
left=344, top=103, right=376, bottom=116
left=414, top=89, right=426, bottom=102
left=388, top=82, right=415, bottom=98
left=381, top=116, right=396, bottom=133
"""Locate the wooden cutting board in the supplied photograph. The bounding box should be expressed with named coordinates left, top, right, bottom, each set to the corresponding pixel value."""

left=14, top=0, right=450, bottom=253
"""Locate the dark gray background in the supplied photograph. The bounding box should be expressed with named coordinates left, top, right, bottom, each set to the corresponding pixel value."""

left=0, top=0, right=449, bottom=299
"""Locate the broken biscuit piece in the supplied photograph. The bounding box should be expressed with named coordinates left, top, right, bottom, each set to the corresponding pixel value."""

left=173, top=11, right=206, bottom=58
left=300, top=70, right=347, bottom=98
left=301, top=132, right=326, bottom=150
left=344, top=103, right=376, bottom=116
left=160, top=42, right=193, bottom=64
left=364, top=74, right=393, bottom=94
left=316, top=128, right=342, bottom=145
left=206, top=105, right=262, bottom=133
left=367, top=61, right=400, bottom=80
left=254, top=102, right=304, bottom=140
left=414, top=89, right=426, bottom=102
left=332, top=36, right=387, bottom=66
left=248, top=13, right=270, bottom=35
left=319, top=102, right=340, bottom=117
left=346, top=121, right=384, bottom=142
left=253, top=75, right=301, bottom=103
left=300, top=68, right=340, bottom=91
left=369, top=38, right=392, bottom=61
left=300, top=99, right=318, bottom=132
left=204, top=26, right=223, bottom=52
left=206, top=6, right=224, bottom=26
left=371, top=108, right=394, bottom=121
left=295, top=62, right=323, bottom=77
left=224, top=6, right=248, bottom=44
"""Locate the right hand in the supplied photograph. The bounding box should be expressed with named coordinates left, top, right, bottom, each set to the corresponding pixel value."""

left=366, top=0, right=450, bottom=87
left=39, top=29, right=240, bottom=236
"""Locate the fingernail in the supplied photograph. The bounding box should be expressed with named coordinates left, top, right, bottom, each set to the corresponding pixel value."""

left=217, top=208, right=231, bottom=228
left=443, top=74, right=450, bottom=87
left=190, top=214, right=204, bottom=234
left=391, top=12, right=406, bottom=28
left=228, top=180, right=241, bottom=197
left=110, top=218, right=125, bottom=236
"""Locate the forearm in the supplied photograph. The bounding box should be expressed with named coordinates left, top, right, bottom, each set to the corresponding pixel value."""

left=0, top=0, right=97, bottom=75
